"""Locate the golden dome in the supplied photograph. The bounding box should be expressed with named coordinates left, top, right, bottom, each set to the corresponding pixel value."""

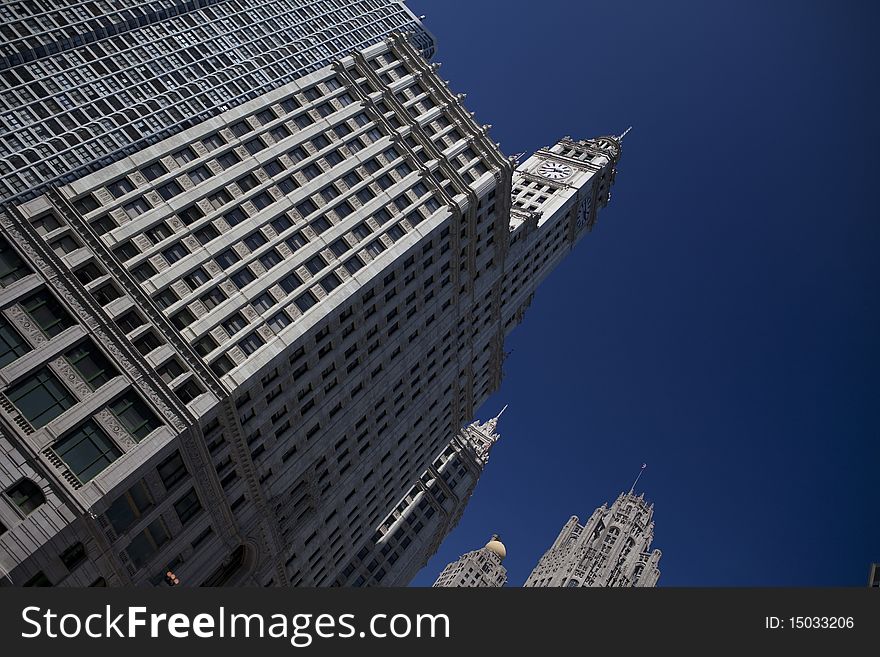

left=484, top=534, right=506, bottom=560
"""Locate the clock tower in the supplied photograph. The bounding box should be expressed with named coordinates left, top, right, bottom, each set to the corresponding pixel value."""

left=499, top=131, right=628, bottom=330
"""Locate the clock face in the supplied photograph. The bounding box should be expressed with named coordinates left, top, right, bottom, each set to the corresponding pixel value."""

left=537, top=161, right=573, bottom=180
left=575, top=195, right=593, bottom=232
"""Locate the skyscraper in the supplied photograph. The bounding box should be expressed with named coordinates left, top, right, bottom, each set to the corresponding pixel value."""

left=524, top=491, right=662, bottom=588
left=0, top=0, right=434, bottom=203
left=0, top=7, right=625, bottom=587
left=433, top=534, right=507, bottom=587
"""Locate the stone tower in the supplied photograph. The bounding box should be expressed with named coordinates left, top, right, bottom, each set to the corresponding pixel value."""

left=524, top=489, right=662, bottom=588
left=433, top=534, right=507, bottom=587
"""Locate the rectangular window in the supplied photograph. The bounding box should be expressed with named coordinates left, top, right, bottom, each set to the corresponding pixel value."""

left=64, top=340, right=117, bottom=390
left=53, top=420, right=121, bottom=483
left=0, top=237, right=31, bottom=286
left=173, top=488, right=202, bottom=526
left=7, top=368, right=74, bottom=428
left=20, top=290, right=73, bottom=337
left=105, top=481, right=152, bottom=533
left=126, top=518, right=169, bottom=568
left=157, top=451, right=187, bottom=490
left=0, top=316, right=29, bottom=367
left=109, top=393, right=161, bottom=441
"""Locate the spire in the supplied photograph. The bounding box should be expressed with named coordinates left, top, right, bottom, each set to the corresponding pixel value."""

left=628, top=463, right=647, bottom=494
left=482, top=404, right=507, bottom=436
left=618, top=126, right=633, bottom=142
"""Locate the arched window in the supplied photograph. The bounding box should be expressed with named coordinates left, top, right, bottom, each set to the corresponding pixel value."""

left=4, top=478, right=45, bottom=516
left=566, top=579, right=579, bottom=587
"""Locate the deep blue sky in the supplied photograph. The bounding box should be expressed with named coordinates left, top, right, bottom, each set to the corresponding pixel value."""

left=407, top=1, right=880, bottom=586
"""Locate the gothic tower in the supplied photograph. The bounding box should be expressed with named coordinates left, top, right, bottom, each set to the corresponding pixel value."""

left=524, top=488, right=662, bottom=588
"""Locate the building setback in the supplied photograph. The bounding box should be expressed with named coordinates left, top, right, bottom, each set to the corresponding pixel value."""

left=524, top=491, right=662, bottom=588
left=0, top=16, right=625, bottom=586
left=433, top=535, right=507, bottom=587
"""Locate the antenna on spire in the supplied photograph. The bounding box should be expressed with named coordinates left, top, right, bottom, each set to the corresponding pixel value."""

left=629, top=463, right=647, bottom=494
left=618, top=126, right=633, bottom=142
left=494, top=404, right=508, bottom=421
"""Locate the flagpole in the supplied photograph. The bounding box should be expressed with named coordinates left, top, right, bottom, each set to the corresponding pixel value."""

left=629, top=463, right=647, bottom=494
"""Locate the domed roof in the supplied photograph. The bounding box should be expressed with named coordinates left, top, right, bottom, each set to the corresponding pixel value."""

left=484, top=534, right=506, bottom=560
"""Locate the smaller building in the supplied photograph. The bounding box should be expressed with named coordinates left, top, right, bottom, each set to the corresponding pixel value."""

left=869, top=563, right=879, bottom=588
left=432, top=535, right=507, bottom=587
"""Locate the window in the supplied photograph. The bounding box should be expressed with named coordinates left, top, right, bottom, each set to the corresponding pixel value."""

left=295, top=291, right=317, bottom=313
left=208, top=190, right=232, bottom=210
left=329, top=238, right=348, bottom=257
left=73, top=194, right=99, bottom=214
left=171, top=309, right=194, bottom=330
left=195, top=223, right=220, bottom=245
left=184, top=267, right=210, bottom=289
left=257, top=249, right=281, bottom=270
left=152, top=288, right=178, bottom=309
left=146, top=223, right=172, bottom=244
left=305, top=255, right=325, bottom=275
left=238, top=332, right=264, bottom=356
left=203, top=133, right=225, bottom=151
left=294, top=113, right=314, bottom=129
left=189, top=165, right=212, bottom=184
left=64, top=340, right=117, bottom=389
left=53, top=421, right=121, bottom=483
left=320, top=273, right=341, bottom=293
left=7, top=368, right=74, bottom=428
left=158, top=451, right=187, bottom=490
left=141, top=162, right=167, bottom=180
left=217, top=151, right=239, bottom=169
left=352, top=223, right=371, bottom=241
left=134, top=331, right=163, bottom=355
left=51, top=234, right=80, bottom=255
left=158, top=359, right=184, bottom=384
left=303, top=163, right=322, bottom=180
left=122, top=197, right=150, bottom=220
left=279, top=273, right=301, bottom=293
left=223, top=313, right=248, bottom=334
left=91, top=282, right=121, bottom=305
left=237, top=174, right=258, bottom=192
left=105, top=481, right=152, bottom=533
left=224, top=208, right=246, bottom=226
left=286, top=231, right=307, bottom=252
left=344, top=256, right=364, bottom=274
left=115, top=311, right=145, bottom=334
left=4, top=478, right=44, bottom=515
left=200, top=287, right=226, bottom=310
left=106, top=177, right=134, bottom=198
left=178, top=205, right=203, bottom=225
left=172, top=147, right=195, bottom=165
left=132, top=262, right=156, bottom=283
left=271, top=214, right=292, bottom=233
left=0, top=316, right=29, bottom=367
left=211, top=355, right=234, bottom=376
left=231, top=268, right=255, bottom=288
left=194, top=335, right=218, bottom=357
left=157, top=181, right=183, bottom=201
left=20, top=290, right=73, bottom=337
left=163, top=242, right=188, bottom=264
left=60, top=542, right=87, bottom=570
left=215, top=249, right=240, bottom=269
left=174, top=488, right=202, bottom=525
left=126, top=519, right=170, bottom=568
left=90, top=214, right=116, bottom=235
left=109, top=393, right=161, bottom=441
left=310, top=216, right=331, bottom=234
left=268, top=311, right=290, bottom=331
left=0, top=237, right=31, bottom=286
left=244, top=138, right=265, bottom=154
